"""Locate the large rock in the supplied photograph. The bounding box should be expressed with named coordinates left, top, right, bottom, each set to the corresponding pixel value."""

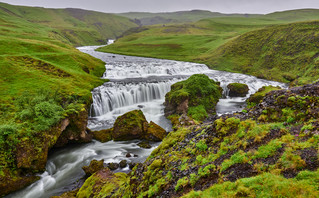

left=76, top=168, right=128, bottom=198
left=113, top=110, right=149, bottom=141
left=145, top=121, right=167, bottom=141
left=82, top=159, right=105, bottom=177
left=227, top=83, right=249, bottom=97
left=54, top=108, right=92, bottom=147
left=164, top=74, right=222, bottom=121
left=246, top=85, right=282, bottom=105
left=92, top=128, right=113, bottom=142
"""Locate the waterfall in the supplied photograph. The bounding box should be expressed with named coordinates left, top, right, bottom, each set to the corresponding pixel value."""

left=90, top=80, right=177, bottom=117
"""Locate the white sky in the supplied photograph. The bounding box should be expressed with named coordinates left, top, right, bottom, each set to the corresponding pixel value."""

left=0, top=0, right=319, bottom=14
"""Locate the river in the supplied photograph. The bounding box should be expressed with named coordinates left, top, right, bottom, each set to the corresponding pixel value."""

left=6, top=46, right=287, bottom=198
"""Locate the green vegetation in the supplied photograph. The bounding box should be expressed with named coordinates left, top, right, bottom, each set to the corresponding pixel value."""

left=99, top=9, right=319, bottom=85
left=183, top=171, right=319, bottom=198
left=0, top=2, right=138, bottom=46
left=117, top=10, right=260, bottom=26
left=165, top=74, right=222, bottom=121
left=0, top=2, right=138, bottom=196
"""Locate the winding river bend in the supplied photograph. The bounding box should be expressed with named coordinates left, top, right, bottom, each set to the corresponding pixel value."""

left=7, top=46, right=286, bottom=198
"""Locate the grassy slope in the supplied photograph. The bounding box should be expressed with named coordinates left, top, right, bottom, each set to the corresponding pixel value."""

left=98, top=17, right=285, bottom=60
left=0, top=2, right=138, bottom=46
left=117, top=10, right=260, bottom=25
left=0, top=3, right=135, bottom=190
left=99, top=9, right=319, bottom=85
left=205, top=21, right=319, bottom=84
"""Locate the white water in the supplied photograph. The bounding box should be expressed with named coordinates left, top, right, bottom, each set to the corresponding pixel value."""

left=7, top=45, right=287, bottom=198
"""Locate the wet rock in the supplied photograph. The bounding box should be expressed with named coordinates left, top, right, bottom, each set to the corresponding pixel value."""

left=52, top=189, right=79, bottom=198
left=227, top=83, right=249, bottom=97
left=112, top=110, right=148, bottom=141
left=144, top=121, right=167, bottom=141
left=82, top=159, right=105, bottom=177
left=119, top=160, right=128, bottom=168
left=92, top=128, right=113, bottom=142
left=107, top=163, right=119, bottom=170
left=137, top=141, right=152, bottom=149
left=126, top=153, right=132, bottom=158
left=137, top=105, right=144, bottom=108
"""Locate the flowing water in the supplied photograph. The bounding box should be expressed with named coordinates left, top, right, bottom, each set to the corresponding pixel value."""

left=7, top=45, right=287, bottom=198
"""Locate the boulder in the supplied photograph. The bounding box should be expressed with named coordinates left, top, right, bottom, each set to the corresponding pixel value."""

left=107, top=163, right=119, bottom=170
left=119, top=160, right=127, bottom=168
left=92, top=128, right=113, bottom=142
left=144, top=121, right=167, bottom=141
left=227, top=83, right=249, bottom=97
left=113, top=110, right=148, bottom=141
left=77, top=168, right=128, bottom=198
left=137, top=141, right=152, bottom=149
left=82, top=159, right=105, bottom=177
left=164, top=74, right=222, bottom=121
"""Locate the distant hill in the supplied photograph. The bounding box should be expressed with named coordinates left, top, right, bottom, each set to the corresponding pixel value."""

left=117, top=10, right=260, bottom=25
left=205, top=21, right=319, bottom=85
left=0, top=2, right=138, bottom=46
left=264, top=9, right=319, bottom=22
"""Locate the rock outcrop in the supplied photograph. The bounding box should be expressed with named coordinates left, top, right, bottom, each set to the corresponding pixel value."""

left=164, top=74, right=222, bottom=122
left=227, top=83, right=249, bottom=97
left=92, top=110, right=167, bottom=142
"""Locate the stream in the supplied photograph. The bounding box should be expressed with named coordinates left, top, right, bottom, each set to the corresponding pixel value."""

left=7, top=46, right=287, bottom=198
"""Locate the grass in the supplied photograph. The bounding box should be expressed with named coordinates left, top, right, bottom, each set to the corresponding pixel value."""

left=0, top=3, right=136, bottom=193
left=98, top=10, right=319, bottom=85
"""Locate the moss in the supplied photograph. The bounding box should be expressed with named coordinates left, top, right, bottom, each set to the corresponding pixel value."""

left=246, top=86, right=282, bottom=105
left=227, top=83, right=249, bottom=97
left=77, top=168, right=128, bottom=198
left=113, top=110, right=148, bottom=141
left=165, top=74, right=222, bottom=119
left=183, top=172, right=319, bottom=198
left=92, top=128, right=113, bottom=143
left=175, top=176, right=189, bottom=192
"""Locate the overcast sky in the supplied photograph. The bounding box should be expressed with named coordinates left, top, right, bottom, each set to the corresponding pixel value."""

left=1, top=0, right=319, bottom=14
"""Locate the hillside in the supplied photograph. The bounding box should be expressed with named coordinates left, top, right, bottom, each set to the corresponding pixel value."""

left=58, top=79, right=319, bottom=198
left=0, top=2, right=138, bottom=46
left=0, top=3, right=136, bottom=196
left=117, top=10, right=260, bottom=25
left=205, top=21, right=319, bottom=85
left=97, top=16, right=284, bottom=61
left=98, top=10, right=319, bottom=85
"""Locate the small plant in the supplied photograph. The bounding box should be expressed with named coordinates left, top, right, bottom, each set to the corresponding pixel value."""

left=175, top=176, right=189, bottom=191
left=196, top=140, right=208, bottom=151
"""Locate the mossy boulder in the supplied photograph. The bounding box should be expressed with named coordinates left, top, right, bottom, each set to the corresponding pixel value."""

left=92, top=128, right=113, bottom=142
left=76, top=168, right=128, bottom=198
left=113, top=110, right=148, bottom=141
left=145, top=121, right=167, bottom=141
left=164, top=74, right=222, bottom=121
left=137, top=141, right=152, bottom=149
left=82, top=159, right=105, bottom=177
left=227, top=83, right=249, bottom=97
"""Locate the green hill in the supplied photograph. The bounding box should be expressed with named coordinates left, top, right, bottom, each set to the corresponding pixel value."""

left=117, top=10, right=260, bottom=25
left=99, top=9, right=319, bottom=85
left=0, top=2, right=138, bottom=46
left=205, top=21, right=319, bottom=84
left=97, top=16, right=284, bottom=61
left=0, top=3, right=137, bottom=195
